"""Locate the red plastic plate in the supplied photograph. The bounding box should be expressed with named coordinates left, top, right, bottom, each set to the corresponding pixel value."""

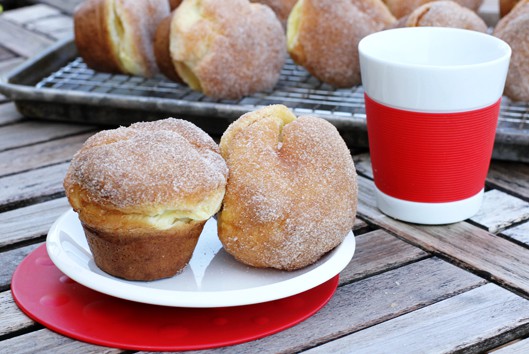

left=11, top=244, right=338, bottom=351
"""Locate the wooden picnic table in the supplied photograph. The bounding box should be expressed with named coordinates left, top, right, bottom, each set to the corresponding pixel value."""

left=1, top=1, right=529, bottom=353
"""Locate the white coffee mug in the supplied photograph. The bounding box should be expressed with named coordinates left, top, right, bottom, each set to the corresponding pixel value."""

left=359, top=27, right=511, bottom=224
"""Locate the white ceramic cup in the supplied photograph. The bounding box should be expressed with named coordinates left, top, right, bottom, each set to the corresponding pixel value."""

left=358, top=27, right=511, bottom=224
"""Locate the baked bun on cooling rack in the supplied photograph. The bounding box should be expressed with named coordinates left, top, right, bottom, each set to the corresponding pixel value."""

left=250, top=0, right=298, bottom=27
left=165, top=0, right=286, bottom=99
left=494, top=0, right=529, bottom=101
left=154, top=13, right=184, bottom=83
left=286, top=0, right=395, bottom=87
left=217, top=105, right=358, bottom=271
left=384, top=0, right=483, bottom=19
left=64, top=118, right=228, bottom=281
left=74, top=0, right=170, bottom=77
left=391, top=1, right=487, bottom=32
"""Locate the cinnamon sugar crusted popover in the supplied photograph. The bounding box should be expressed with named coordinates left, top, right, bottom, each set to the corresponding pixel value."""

left=74, top=0, right=170, bottom=77
left=165, top=0, right=286, bottom=99
left=64, top=118, right=228, bottom=281
left=286, top=0, right=395, bottom=88
left=217, top=105, right=358, bottom=271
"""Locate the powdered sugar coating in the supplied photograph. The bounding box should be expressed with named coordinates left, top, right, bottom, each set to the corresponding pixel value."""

left=170, top=0, right=286, bottom=99
left=397, top=1, right=487, bottom=32
left=250, top=0, right=298, bottom=27
left=287, top=0, right=395, bottom=87
left=384, top=0, right=483, bottom=18
left=494, top=0, right=529, bottom=101
left=218, top=105, right=358, bottom=270
left=64, top=118, right=228, bottom=216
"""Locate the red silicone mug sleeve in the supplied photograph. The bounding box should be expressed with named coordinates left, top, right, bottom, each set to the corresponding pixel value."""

left=365, top=94, right=501, bottom=203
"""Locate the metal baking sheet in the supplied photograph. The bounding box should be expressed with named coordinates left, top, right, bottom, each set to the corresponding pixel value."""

left=0, top=36, right=527, bottom=162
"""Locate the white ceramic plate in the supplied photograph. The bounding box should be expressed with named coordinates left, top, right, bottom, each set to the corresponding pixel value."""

left=46, top=209, right=356, bottom=308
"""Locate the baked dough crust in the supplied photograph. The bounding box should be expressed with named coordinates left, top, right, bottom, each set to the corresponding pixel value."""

left=384, top=0, right=483, bottom=19
left=494, top=0, right=529, bottom=101
left=218, top=105, right=358, bottom=270
left=64, top=118, right=228, bottom=280
left=250, top=0, right=298, bottom=27
left=169, top=0, right=286, bottom=99
left=74, top=0, right=169, bottom=77
left=392, top=0, right=487, bottom=32
left=287, top=0, right=395, bottom=87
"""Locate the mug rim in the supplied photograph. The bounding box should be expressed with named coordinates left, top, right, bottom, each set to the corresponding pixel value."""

left=358, top=27, right=512, bottom=71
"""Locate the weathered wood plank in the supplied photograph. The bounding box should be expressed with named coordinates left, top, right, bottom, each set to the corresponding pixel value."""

left=0, top=102, right=24, bottom=125
left=353, top=153, right=374, bottom=179
left=0, top=290, right=35, bottom=336
left=26, top=0, right=84, bottom=15
left=26, top=15, right=73, bottom=40
left=340, top=229, right=429, bottom=284
left=0, top=131, right=92, bottom=177
left=305, top=284, right=529, bottom=354
left=492, top=338, right=529, bottom=353
left=0, top=120, right=94, bottom=151
left=0, top=328, right=123, bottom=354
left=0, top=197, right=70, bottom=247
left=353, top=217, right=368, bottom=231
left=0, top=4, right=61, bottom=24
left=0, top=56, right=24, bottom=76
left=0, top=17, right=54, bottom=58
left=0, top=46, right=15, bottom=61
left=0, top=243, right=41, bottom=289
left=180, top=258, right=485, bottom=354
left=501, top=221, right=529, bottom=246
left=356, top=174, right=529, bottom=296
left=471, top=189, right=529, bottom=233
left=488, top=160, right=529, bottom=200
left=0, top=162, right=68, bottom=209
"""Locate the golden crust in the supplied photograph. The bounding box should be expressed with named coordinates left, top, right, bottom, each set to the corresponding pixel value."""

left=218, top=105, right=358, bottom=270
left=74, top=0, right=170, bottom=77
left=169, top=0, right=183, bottom=10
left=83, top=219, right=204, bottom=281
left=154, top=13, right=184, bottom=83
left=74, top=0, right=122, bottom=73
left=392, top=1, right=487, bottom=32
left=494, top=0, right=529, bottom=101
left=250, top=0, right=298, bottom=27
left=384, top=0, right=483, bottom=19
left=170, top=0, right=286, bottom=99
left=287, top=0, right=395, bottom=88
left=500, top=0, right=521, bottom=17
left=64, top=118, right=228, bottom=280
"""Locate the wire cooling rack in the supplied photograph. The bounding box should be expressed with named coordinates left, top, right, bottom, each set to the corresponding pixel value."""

left=35, top=57, right=368, bottom=119
left=0, top=37, right=527, bottom=161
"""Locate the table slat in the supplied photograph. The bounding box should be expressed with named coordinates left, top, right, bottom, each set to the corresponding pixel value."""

left=357, top=175, right=529, bottom=296
left=0, top=162, right=68, bottom=210
left=183, top=258, right=485, bottom=354
left=0, top=121, right=94, bottom=152
left=0, top=132, right=92, bottom=177
left=0, top=290, right=35, bottom=337
left=305, top=284, right=529, bottom=354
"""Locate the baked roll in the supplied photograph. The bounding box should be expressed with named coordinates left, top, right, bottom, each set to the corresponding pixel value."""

left=217, top=105, right=358, bottom=270
left=74, top=0, right=170, bottom=77
left=166, top=0, right=286, bottom=99
left=494, top=0, right=529, bottom=101
left=391, top=1, right=487, bottom=32
left=384, top=0, right=483, bottom=19
left=154, top=13, right=184, bottom=83
left=250, top=0, right=298, bottom=27
left=287, top=0, right=395, bottom=87
left=64, top=118, right=228, bottom=281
